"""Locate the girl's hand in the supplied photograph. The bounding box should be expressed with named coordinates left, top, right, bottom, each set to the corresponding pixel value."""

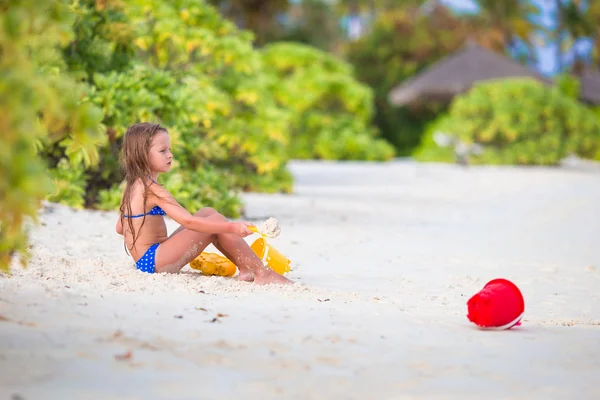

left=230, top=221, right=253, bottom=237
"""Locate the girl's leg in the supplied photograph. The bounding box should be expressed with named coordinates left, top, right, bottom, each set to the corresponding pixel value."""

left=212, top=241, right=254, bottom=281
left=202, top=213, right=293, bottom=285
left=153, top=228, right=213, bottom=274
left=155, top=209, right=293, bottom=285
left=168, top=208, right=254, bottom=281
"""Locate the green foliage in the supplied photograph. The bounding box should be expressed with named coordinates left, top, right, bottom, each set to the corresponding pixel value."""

left=64, top=0, right=136, bottom=79
left=265, top=0, right=343, bottom=52
left=207, top=0, right=290, bottom=46
left=554, top=75, right=600, bottom=161
left=555, top=73, right=581, bottom=100
left=592, top=107, right=600, bottom=161
left=47, top=159, right=87, bottom=209
left=345, top=5, right=470, bottom=154
left=44, top=0, right=387, bottom=217
left=123, top=0, right=295, bottom=191
left=262, top=42, right=394, bottom=161
left=0, top=0, right=104, bottom=272
left=413, top=116, right=455, bottom=163
left=472, top=0, right=542, bottom=60
left=416, top=79, right=600, bottom=165
left=96, top=182, right=125, bottom=211
left=590, top=2, right=600, bottom=66
left=159, top=165, right=243, bottom=218
left=48, top=0, right=295, bottom=216
left=2, top=0, right=391, bottom=271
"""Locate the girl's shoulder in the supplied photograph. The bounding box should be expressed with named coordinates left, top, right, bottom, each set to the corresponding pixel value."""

left=126, top=178, right=157, bottom=208
left=131, top=177, right=159, bottom=193
left=129, top=178, right=146, bottom=196
left=136, top=177, right=174, bottom=204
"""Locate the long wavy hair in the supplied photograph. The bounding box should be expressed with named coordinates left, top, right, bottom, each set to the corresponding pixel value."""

left=119, top=122, right=167, bottom=253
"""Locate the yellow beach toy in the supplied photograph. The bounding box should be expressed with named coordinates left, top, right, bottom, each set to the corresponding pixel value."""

left=250, top=237, right=291, bottom=275
left=190, top=252, right=237, bottom=277
left=249, top=218, right=290, bottom=275
left=190, top=218, right=291, bottom=276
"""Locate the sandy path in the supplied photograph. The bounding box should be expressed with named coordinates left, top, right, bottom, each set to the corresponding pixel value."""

left=1, top=160, right=599, bottom=399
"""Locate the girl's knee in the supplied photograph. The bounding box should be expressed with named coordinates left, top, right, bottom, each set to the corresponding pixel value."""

left=206, top=212, right=227, bottom=222
left=194, top=207, right=218, bottom=217
left=193, top=207, right=227, bottom=222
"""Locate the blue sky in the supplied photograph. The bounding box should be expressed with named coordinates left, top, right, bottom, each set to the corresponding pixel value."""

left=441, top=0, right=594, bottom=76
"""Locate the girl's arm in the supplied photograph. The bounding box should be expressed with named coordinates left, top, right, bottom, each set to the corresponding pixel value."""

left=151, top=184, right=246, bottom=235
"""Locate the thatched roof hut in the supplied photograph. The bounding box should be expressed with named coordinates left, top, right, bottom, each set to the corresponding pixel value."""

left=388, top=43, right=551, bottom=106
left=579, top=69, right=600, bottom=105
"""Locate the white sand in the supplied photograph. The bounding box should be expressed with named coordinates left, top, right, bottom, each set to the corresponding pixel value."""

left=258, top=217, right=281, bottom=238
left=1, top=160, right=599, bottom=399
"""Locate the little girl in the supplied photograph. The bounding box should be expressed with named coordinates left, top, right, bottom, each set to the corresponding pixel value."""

left=115, top=122, right=292, bottom=285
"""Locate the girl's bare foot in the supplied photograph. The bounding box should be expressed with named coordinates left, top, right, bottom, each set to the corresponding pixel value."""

left=254, top=269, right=294, bottom=285
left=237, top=267, right=254, bottom=282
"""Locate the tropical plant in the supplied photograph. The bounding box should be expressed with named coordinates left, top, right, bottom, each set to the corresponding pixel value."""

left=44, top=0, right=295, bottom=216
left=471, top=0, right=542, bottom=63
left=268, top=0, right=344, bottom=52
left=415, top=78, right=600, bottom=165
left=588, top=0, right=600, bottom=66
left=262, top=42, right=394, bottom=160
left=43, top=0, right=387, bottom=214
left=207, top=0, right=289, bottom=45
left=0, top=0, right=104, bottom=272
left=539, top=0, right=595, bottom=72
left=345, top=3, right=472, bottom=154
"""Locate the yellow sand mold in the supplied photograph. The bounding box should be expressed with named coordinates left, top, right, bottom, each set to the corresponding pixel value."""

left=190, top=240, right=291, bottom=277
left=190, top=252, right=237, bottom=277
left=250, top=238, right=291, bottom=275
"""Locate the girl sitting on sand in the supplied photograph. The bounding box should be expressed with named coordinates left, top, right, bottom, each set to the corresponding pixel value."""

left=115, top=122, right=292, bottom=285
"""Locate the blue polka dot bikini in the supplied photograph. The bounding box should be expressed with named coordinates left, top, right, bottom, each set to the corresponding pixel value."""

left=123, top=205, right=166, bottom=274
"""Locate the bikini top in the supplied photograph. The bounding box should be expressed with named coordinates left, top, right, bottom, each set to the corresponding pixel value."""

left=123, top=205, right=166, bottom=219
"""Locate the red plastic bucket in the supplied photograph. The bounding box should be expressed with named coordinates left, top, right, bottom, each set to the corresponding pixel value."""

left=467, top=278, right=524, bottom=330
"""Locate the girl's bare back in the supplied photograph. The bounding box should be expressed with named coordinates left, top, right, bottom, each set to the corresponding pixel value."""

left=120, top=180, right=168, bottom=261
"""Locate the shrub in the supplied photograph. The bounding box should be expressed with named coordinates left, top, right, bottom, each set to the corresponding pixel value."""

left=0, top=0, right=104, bottom=272
left=345, top=5, right=471, bottom=154
left=44, top=1, right=388, bottom=218
left=1, top=0, right=393, bottom=272
left=46, top=0, right=294, bottom=217
left=413, top=115, right=455, bottom=163
left=44, top=0, right=388, bottom=217
left=415, top=79, right=600, bottom=165
left=262, top=42, right=394, bottom=161
left=590, top=107, right=600, bottom=161
left=47, top=159, right=88, bottom=209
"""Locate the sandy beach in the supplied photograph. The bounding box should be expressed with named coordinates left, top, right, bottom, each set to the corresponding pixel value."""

left=1, top=160, right=599, bottom=399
